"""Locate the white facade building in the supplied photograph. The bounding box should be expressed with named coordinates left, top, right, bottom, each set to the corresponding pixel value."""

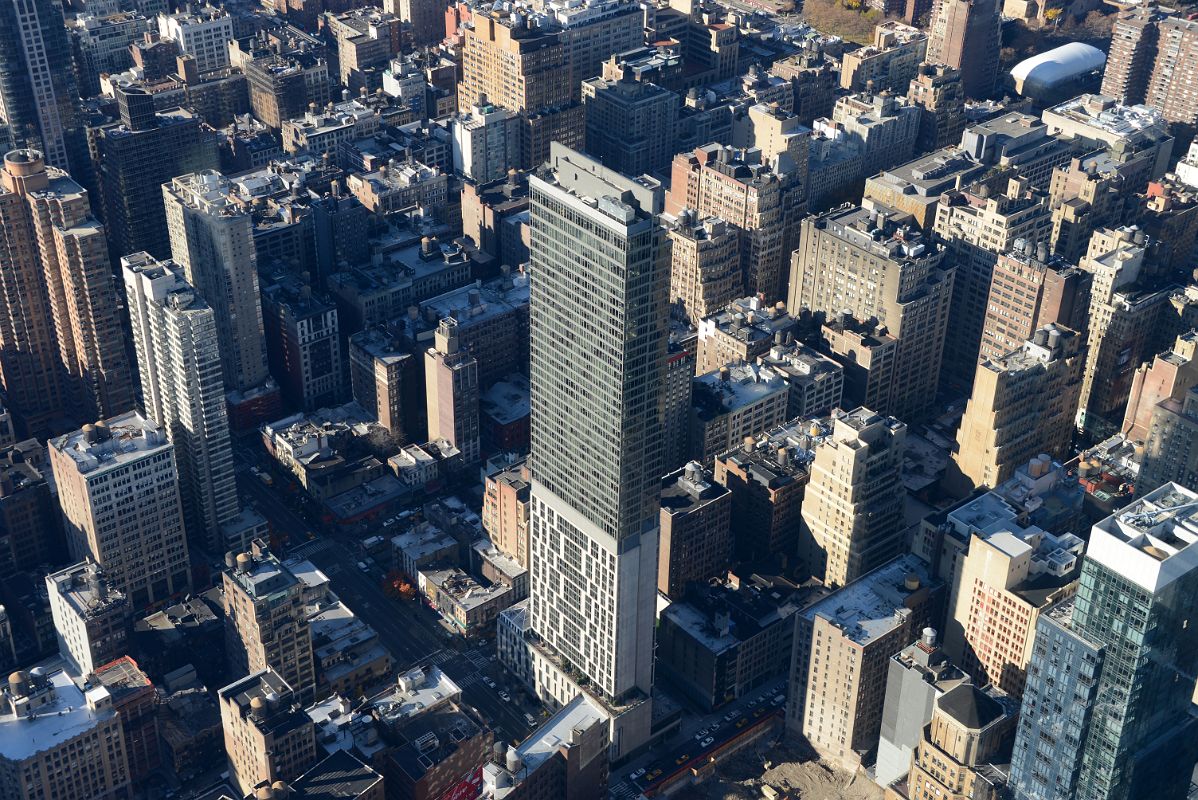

left=280, top=100, right=380, bottom=155
left=157, top=6, right=233, bottom=73
left=1177, top=140, right=1198, bottom=190
left=46, top=562, right=128, bottom=676
left=123, top=252, right=245, bottom=552
left=451, top=99, right=522, bottom=183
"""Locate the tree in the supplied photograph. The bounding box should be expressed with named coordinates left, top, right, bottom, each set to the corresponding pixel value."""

left=384, top=570, right=417, bottom=600
left=799, top=0, right=884, bottom=44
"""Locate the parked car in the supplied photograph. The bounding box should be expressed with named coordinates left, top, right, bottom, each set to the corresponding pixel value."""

left=629, top=768, right=646, bottom=780
left=525, top=713, right=539, bottom=727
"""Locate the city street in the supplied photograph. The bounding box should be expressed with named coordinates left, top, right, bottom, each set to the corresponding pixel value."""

left=235, top=450, right=539, bottom=744
left=609, top=681, right=787, bottom=798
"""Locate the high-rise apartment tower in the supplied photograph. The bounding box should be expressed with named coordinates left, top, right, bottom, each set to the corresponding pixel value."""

left=123, top=253, right=240, bottom=553
left=163, top=171, right=271, bottom=396
left=0, top=149, right=134, bottom=434
left=1010, top=483, right=1198, bottom=800
left=527, top=144, right=667, bottom=757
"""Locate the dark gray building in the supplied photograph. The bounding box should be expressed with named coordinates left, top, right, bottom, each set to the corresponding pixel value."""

left=582, top=73, right=679, bottom=177
left=0, top=0, right=88, bottom=173
left=1009, top=598, right=1105, bottom=800
left=0, top=439, right=64, bottom=577
left=658, top=461, right=731, bottom=599
left=657, top=573, right=821, bottom=712
left=663, top=334, right=696, bottom=475
left=94, top=87, right=219, bottom=260
left=262, top=276, right=343, bottom=413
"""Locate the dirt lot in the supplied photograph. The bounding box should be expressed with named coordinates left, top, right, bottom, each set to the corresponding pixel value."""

left=700, top=738, right=885, bottom=800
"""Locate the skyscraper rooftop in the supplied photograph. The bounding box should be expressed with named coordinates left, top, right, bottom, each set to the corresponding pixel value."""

left=1090, top=483, right=1198, bottom=591
left=49, top=412, right=169, bottom=474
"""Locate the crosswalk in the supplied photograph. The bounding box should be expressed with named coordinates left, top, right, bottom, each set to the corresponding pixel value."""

left=423, top=649, right=486, bottom=686
left=609, top=781, right=640, bottom=799
left=288, top=539, right=335, bottom=560
left=427, top=649, right=455, bottom=666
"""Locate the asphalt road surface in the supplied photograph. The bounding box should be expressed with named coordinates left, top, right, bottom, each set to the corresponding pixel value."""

left=236, top=452, right=540, bottom=744
left=610, top=686, right=787, bottom=799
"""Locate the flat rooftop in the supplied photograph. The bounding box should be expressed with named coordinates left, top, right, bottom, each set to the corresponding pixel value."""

left=392, top=523, right=457, bottom=560
left=1044, top=94, right=1167, bottom=141
left=226, top=549, right=302, bottom=601
left=218, top=670, right=310, bottom=739
left=947, top=492, right=1019, bottom=541
left=516, top=694, right=607, bottom=775
left=1090, top=483, right=1198, bottom=592
left=869, top=147, right=985, bottom=199
left=371, top=667, right=460, bottom=724
left=966, top=112, right=1045, bottom=142
left=473, top=539, right=526, bottom=581
left=291, top=751, right=383, bottom=800
left=664, top=576, right=825, bottom=654
left=810, top=204, right=938, bottom=264
left=282, top=558, right=331, bottom=597
left=166, top=170, right=244, bottom=216
left=481, top=374, right=530, bottom=426
left=802, top=554, right=938, bottom=646
left=693, top=362, right=788, bottom=416
left=135, top=593, right=219, bottom=635
left=49, top=411, right=170, bottom=475
left=306, top=695, right=385, bottom=758
left=382, top=704, right=484, bottom=782
left=420, top=566, right=510, bottom=611
left=537, top=142, right=663, bottom=225
left=350, top=327, right=410, bottom=365
left=0, top=665, right=116, bottom=761
left=46, top=561, right=126, bottom=618
left=325, top=473, right=407, bottom=520
left=981, top=335, right=1070, bottom=374
left=714, top=419, right=829, bottom=488
left=701, top=296, right=796, bottom=344
left=660, top=463, right=728, bottom=515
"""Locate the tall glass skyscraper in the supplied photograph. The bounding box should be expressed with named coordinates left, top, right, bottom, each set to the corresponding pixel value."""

left=526, top=144, right=668, bottom=758
left=1011, top=482, right=1198, bottom=800
left=0, top=0, right=85, bottom=172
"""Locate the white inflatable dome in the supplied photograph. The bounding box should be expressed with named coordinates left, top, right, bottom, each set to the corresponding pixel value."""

left=1010, top=42, right=1107, bottom=95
